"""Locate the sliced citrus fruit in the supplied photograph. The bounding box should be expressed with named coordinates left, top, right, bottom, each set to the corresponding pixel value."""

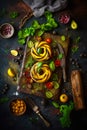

left=10, top=50, right=18, bottom=56
left=7, top=68, right=15, bottom=77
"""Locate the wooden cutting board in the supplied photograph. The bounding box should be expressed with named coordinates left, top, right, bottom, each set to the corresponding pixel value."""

left=17, top=33, right=70, bottom=100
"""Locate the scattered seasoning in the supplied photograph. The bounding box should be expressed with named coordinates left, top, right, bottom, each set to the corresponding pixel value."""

left=1, top=84, right=9, bottom=94
left=52, top=30, right=56, bottom=35
left=13, top=91, right=19, bottom=96
left=50, top=108, right=60, bottom=116
left=80, top=53, right=87, bottom=58
left=29, top=116, right=39, bottom=123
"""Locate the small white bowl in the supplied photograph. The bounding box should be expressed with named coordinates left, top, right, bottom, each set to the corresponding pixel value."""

left=0, top=23, right=14, bottom=38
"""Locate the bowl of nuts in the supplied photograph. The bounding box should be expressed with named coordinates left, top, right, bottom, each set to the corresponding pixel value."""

left=10, top=98, right=26, bottom=116
left=0, top=23, right=14, bottom=38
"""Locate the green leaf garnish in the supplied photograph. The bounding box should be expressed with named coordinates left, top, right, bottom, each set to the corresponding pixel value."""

left=9, top=11, right=18, bottom=19
left=58, top=53, right=63, bottom=59
left=52, top=101, right=59, bottom=108
left=49, top=61, right=55, bottom=71
left=18, top=11, right=58, bottom=44
left=27, top=40, right=34, bottom=48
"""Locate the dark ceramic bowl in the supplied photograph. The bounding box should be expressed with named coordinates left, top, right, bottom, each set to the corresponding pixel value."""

left=9, top=98, right=26, bottom=116
left=0, top=23, right=14, bottom=38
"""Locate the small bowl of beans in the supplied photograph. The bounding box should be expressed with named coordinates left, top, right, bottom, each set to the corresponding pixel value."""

left=10, top=98, right=26, bottom=116
left=0, top=23, right=14, bottom=38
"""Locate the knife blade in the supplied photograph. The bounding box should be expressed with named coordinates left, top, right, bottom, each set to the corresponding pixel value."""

left=57, top=43, right=67, bottom=82
left=25, top=97, right=50, bottom=127
left=17, top=36, right=30, bottom=89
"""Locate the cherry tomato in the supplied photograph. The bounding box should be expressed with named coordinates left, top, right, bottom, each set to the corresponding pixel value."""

left=45, top=82, right=53, bottom=89
left=45, top=38, right=52, bottom=44
left=55, top=59, right=61, bottom=67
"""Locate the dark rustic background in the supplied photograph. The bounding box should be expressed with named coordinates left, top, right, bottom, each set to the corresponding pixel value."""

left=0, top=0, right=87, bottom=130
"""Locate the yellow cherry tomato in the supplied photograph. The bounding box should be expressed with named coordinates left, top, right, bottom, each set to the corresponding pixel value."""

left=59, top=94, right=68, bottom=103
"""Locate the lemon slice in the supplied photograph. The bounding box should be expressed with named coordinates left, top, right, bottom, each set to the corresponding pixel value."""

left=7, top=68, right=15, bottom=77
left=10, top=50, right=18, bottom=56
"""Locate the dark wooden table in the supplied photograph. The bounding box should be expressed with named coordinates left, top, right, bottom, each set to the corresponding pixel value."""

left=0, top=0, right=87, bottom=130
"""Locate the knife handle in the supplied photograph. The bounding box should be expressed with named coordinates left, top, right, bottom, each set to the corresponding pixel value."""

left=36, top=111, right=50, bottom=127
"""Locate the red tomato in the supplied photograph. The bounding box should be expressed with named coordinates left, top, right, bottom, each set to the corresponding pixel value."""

left=45, top=82, right=53, bottom=89
left=55, top=59, right=61, bottom=67
left=45, top=38, right=52, bottom=44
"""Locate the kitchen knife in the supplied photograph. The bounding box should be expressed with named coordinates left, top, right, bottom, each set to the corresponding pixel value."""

left=57, top=43, right=66, bottom=82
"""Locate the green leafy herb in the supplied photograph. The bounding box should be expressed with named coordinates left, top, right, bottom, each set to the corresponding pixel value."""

left=32, top=20, right=40, bottom=29
left=59, top=101, right=74, bottom=128
left=37, top=48, right=43, bottom=54
left=27, top=40, right=34, bottom=48
left=25, top=56, right=35, bottom=68
left=49, top=61, right=55, bottom=71
left=18, top=11, right=58, bottom=45
left=51, top=73, right=58, bottom=81
left=58, top=53, right=63, bottom=59
left=9, top=11, right=18, bottom=19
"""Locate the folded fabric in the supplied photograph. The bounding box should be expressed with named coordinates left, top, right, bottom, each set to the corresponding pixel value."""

left=23, top=0, right=68, bottom=17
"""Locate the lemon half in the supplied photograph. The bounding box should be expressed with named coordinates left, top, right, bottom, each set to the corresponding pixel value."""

left=7, top=68, right=15, bottom=77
